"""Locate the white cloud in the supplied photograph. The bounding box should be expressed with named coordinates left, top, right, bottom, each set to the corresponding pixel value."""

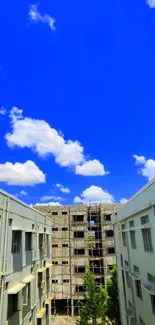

left=75, top=159, right=109, bottom=176
left=120, top=198, right=128, bottom=204
left=147, top=0, right=155, bottom=8
left=133, top=154, right=155, bottom=181
left=73, top=185, right=114, bottom=204
left=29, top=4, right=56, bottom=31
left=34, top=202, right=61, bottom=206
left=56, top=183, right=70, bottom=193
left=5, top=107, right=85, bottom=168
left=20, top=190, right=27, bottom=196
left=133, top=155, right=146, bottom=165
left=40, top=195, right=63, bottom=201
left=0, top=107, right=6, bottom=115
left=0, top=160, right=45, bottom=185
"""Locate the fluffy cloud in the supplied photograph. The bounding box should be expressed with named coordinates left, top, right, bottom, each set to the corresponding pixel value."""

left=133, top=154, right=155, bottom=180
left=29, top=4, right=56, bottom=30
left=56, top=183, right=70, bottom=193
left=73, top=185, right=114, bottom=204
left=0, top=160, right=45, bottom=185
left=147, top=0, right=155, bottom=8
left=40, top=195, right=63, bottom=201
left=0, top=107, right=6, bottom=115
left=120, top=198, right=128, bottom=204
left=5, top=107, right=85, bottom=168
left=75, top=159, right=109, bottom=176
left=34, top=202, right=61, bottom=206
left=20, top=190, right=27, bottom=196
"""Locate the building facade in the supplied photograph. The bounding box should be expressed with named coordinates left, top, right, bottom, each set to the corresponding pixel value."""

left=112, top=179, right=155, bottom=325
left=35, top=203, right=121, bottom=316
left=0, top=189, right=52, bottom=325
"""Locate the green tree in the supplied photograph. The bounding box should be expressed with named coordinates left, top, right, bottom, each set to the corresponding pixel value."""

left=106, top=265, right=120, bottom=325
left=77, top=269, right=107, bottom=325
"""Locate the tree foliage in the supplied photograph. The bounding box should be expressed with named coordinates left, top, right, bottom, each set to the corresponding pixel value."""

left=77, top=269, right=107, bottom=325
left=106, top=265, right=120, bottom=325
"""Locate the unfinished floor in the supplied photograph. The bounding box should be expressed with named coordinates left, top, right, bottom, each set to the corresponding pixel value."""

left=35, top=203, right=121, bottom=316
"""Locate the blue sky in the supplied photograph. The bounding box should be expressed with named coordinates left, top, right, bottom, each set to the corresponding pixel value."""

left=0, top=0, right=155, bottom=206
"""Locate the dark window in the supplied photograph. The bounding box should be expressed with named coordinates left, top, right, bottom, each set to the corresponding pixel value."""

left=73, top=215, right=84, bottom=222
left=25, top=232, right=32, bottom=250
left=9, top=219, right=12, bottom=226
left=52, top=228, right=58, bottom=231
left=76, top=285, right=85, bottom=292
left=120, top=254, right=123, bottom=266
left=7, top=293, right=19, bottom=318
left=62, top=244, right=68, bottom=247
left=74, top=249, right=85, bottom=255
left=62, top=261, right=68, bottom=264
left=74, top=231, right=84, bottom=238
left=53, top=261, right=58, bottom=265
left=52, top=280, right=58, bottom=283
left=135, top=280, right=143, bottom=300
left=63, top=279, right=69, bottom=283
left=39, top=233, right=45, bottom=249
left=104, top=214, right=111, bottom=221
left=108, top=247, right=115, bottom=254
left=75, top=266, right=85, bottom=273
left=126, top=272, right=131, bottom=288
left=151, top=295, right=155, bottom=315
left=121, top=224, right=126, bottom=230
left=130, top=231, right=137, bottom=249
left=62, top=212, right=67, bottom=215
left=62, top=227, right=68, bottom=231
left=122, top=232, right=127, bottom=247
left=52, top=244, right=58, bottom=248
left=129, top=220, right=134, bottom=227
left=105, top=230, right=114, bottom=237
left=52, top=212, right=58, bottom=216
left=141, top=215, right=149, bottom=225
left=108, top=265, right=113, bottom=272
left=12, top=231, right=21, bottom=253
left=142, top=228, right=153, bottom=252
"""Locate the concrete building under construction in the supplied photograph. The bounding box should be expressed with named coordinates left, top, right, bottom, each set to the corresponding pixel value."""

left=35, top=203, right=121, bottom=317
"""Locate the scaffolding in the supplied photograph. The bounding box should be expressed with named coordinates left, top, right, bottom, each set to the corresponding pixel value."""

left=35, top=203, right=121, bottom=318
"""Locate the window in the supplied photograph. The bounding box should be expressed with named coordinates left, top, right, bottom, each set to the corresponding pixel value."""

left=52, top=280, right=58, bottom=283
left=129, top=220, right=134, bottom=227
left=39, top=233, right=45, bottom=249
left=62, top=211, right=67, bottom=215
left=63, top=279, right=69, bottom=283
left=142, top=228, right=153, bottom=252
left=122, top=232, right=127, bottom=247
left=12, top=231, right=21, bottom=253
left=130, top=231, right=137, bottom=249
left=53, top=261, right=58, bottom=265
left=9, top=219, right=12, bottom=226
left=108, top=265, right=113, bottom=272
left=52, top=228, right=58, bottom=231
left=62, top=227, right=68, bottom=231
left=74, top=231, right=84, bottom=238
left=126, top=272, right=131, bottom=288
left=62, top=244, right=68, bottom=247
left=139, top=316, right=146, bottom=325
left=135, top=280, right=143, bottom=300
left=62, top=261, right=68, bottom=264
left=121, top=224, right=126, bottom=230
left=25, top=232, right=32, bottom=250
left=7, top=293, right=19, bottom=318
left=52, top=244, right=58, bottom=248
left=23, top=286, right=28, bottom=305
left=75, top=266, right=85, bottom=273
left=141, top=215, right=149, bottom=225
left=108, top=247, right=115, bottom=254
left=73, top=215, right=84, bottom=222
left=134, top=265, right=140, bottom=275
left=104, top=214, right=111, bottom=221
left=5, top=282, right=9, bottom=291
left=105, top=230, right=114, bottom=237
left=151, top=295, right=155, bottom=315
left=74, top=249, right=85, bottom=255
left=76, top=285, right=85, bottom=292
left=52, top=212, right=58, bottom=216
left=148, top=273, right=155, bottom=287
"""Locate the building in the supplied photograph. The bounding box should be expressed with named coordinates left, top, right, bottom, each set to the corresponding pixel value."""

left=112, top=179, right=155, bottom=325
left=0, top=189, right=52, bottom=325
left=35, top=203, right=121, bottom=316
